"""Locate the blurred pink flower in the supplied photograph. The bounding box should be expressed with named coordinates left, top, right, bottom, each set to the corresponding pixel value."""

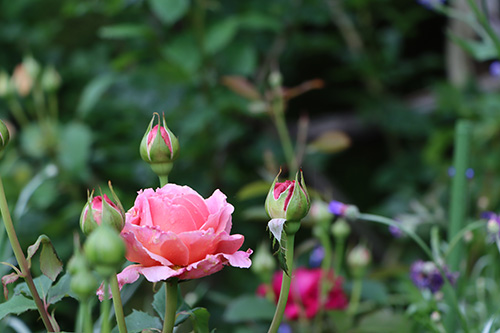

left=258, top=268, right=348, bottom=320
left=113, top=184, right=252, bottom=289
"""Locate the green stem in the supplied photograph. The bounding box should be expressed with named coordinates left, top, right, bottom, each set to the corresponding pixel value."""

left=268, top=233, right=295, bottom=333
left=159, top=175, right=169, bottom=187
left=466, top=0, right=500, bottom=58
left=444, top=220, right=484, bottom=259
left=315, top=223, right=333, bottom=333
left=101, top=280, right=111, bottom=333
left=163, top=278, right=178, bottom=333
left=48, top=93, right=58, bottom=120
left=7, top=98, right=29, bottom=127
left=0, top=176, right=55, bottom=331
left=357, top=213, right=434, bottom=260
left=273, top=105, right=297, bottom=175
left=110, top=273, right=127, bottom=333
left=76, top=298, right=93, bottom=333
left=447, top=120, right=471, bottom=270
left=334, top=236, right=346, bottom=277
left=347, top=276, right=363, bottom=319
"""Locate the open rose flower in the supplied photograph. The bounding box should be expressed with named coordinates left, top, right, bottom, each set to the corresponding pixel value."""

left=257, top=268, right=348, bottom=319
left=112, top=184, right=252, bottom=290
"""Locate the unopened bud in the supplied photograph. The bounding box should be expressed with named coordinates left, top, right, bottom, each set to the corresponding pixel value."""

left=41, top=66, right=61, bottom=92
left=84, top=225, right=126, bottom=277
left=140, top=112, right=179, bottom=178
left=70, top=270, right=98, bottom=300
left=80, top=184, right=125, bottom=235
left=0, top=120, right=10, bottom=153
left=347, top=244, right=371, bottom=277
left=331, top=218, right=350, bottom=239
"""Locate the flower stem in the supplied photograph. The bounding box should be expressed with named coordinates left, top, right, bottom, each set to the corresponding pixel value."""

left=101, top=280, right=111, bottom=333
left=267, top=233, right=295, bottom=333
left=347, top=276, right=363, bottom=321
left=159, top=175, right=169, bottom=187
left=110, top=273, right=127, bottom=333
left=163, top=278, right=178, bottom=333
left=0, top=176, right=55, bottom=331
left=76, top=298, right=92, bottom=333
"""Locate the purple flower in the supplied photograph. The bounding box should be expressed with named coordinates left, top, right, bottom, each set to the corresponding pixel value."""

left=490, top=61, right=500, bottom=77
left=278, top=323, right=292, bottom=333
left=417, top=0, right=445, bottom=9
left=309, top=246, right=325, bottom=268
left=410, top=260, right=458, bottom=293
left=329, top=200, right=347, bottom=216
left=389, top=223, right=404, bottom=238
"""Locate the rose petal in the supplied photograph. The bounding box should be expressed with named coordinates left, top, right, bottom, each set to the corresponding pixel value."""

left=122, top=231, right=170, bottom=267
left=201, top=190, right=234, bottom=233
left=222, top=249, right=253, bottom=268
left=97, top=264, right=143, bottom=300
left=177, top=229, right=219, bottom=264
left=125, top=225, right=189, bottom=266
left=268, top=218, right=286, bottom=244
left=215, top=233, right=245, bottom=254
left=141, top=265, right=183, bottom=283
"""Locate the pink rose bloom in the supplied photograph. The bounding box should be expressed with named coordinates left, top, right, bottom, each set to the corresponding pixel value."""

left=258, top=268, right=348, bottom=320
left=113, top=184, right=252, bottom=288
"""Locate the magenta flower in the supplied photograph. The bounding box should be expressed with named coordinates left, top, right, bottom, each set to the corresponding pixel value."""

left=258, top=268, right=348, bottom=320
left=109, top=184, right=252, bottom=292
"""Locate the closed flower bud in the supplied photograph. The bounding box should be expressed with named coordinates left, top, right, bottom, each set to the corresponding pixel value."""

left=140, top=113, right=179, bottom=177
left=265, top=169, right=310, bottom=221
left=331, top=218, right=351, bottom=239
left=70, top=270, right=98, bottom=300
left=347, top=244, right=371, bottom=278
left=0, top=120, right=10, bottom=152
left=84, top=225, right=126, bottom=277
left=23, top=55, right=41, bottom=80
left=80, top=184, right=125, bottom=235
left=251, top=242, right=276, bottom=278
left=41, top=66, right=61, bottom=92
left=67, top=251, right=89, bottom=276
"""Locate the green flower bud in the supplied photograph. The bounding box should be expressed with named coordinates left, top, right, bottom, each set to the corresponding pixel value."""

left=84, top=225, right=126, bottom=277
left=67, top=251, right=89, bottom=276
left=0, top=120, right=10, bottom=152
left=265, top=169, right=310, bottom=221
left=309, top=200, right=332, bottom=224
left=251, top=242, right=276, bottom=279
left=80, top=183, right=125, bottom=235
left=331, top=218, right=351, bottom=239
left=22, top=55, right=41, bottom=81
left=41, top=66, right=61, bottom=92
left=140, top=113, right=179, bottom=178
left=347, top=244, right=371, bottom=278
left=70, top=270, right=98, bottom=300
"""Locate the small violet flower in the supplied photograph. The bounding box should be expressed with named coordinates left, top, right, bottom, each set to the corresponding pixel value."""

left=490, top=61, right=500, bottom=77
left=417, top=0, right=445, bottom=10
left=309, top=246, right=325, bottom=268
left=389, top=219, right=404, bottom=238
left=482, top=211, right=500, bottom=235
left=278, top=323, right=292, bottom=333
left=410, top=260, right=458, bottom=293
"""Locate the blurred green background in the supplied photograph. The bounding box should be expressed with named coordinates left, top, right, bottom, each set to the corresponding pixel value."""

left=1, top=0, right=499, bottom=331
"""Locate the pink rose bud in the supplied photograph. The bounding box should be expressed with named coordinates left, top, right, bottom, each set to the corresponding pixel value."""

left=80, top=183, right=125, bottom=235
left=265, top=169, right=310, bottom=222
left=140, top=113, right=179, bottom=177
left=0, top=120, right=10, bottom=152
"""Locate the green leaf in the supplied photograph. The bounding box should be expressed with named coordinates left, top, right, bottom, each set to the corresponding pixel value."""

left=27, top=235, right=63, bottom=281
left=15, top=275, right=53, bottom=300
left=148, top=0, right=190, bottom=25
left=0, top=294, right=37, bottom=320
left=152, top=283, right=166, bottom=320
left=112, top=310, right=162, bottom=333
left=205, top=18, right=239, bottom=55
left=356, top=309, right=408, bottom=333
left=77, top=74, right=115, bottom=116
left=237, top=181, right=271, bottom=201
left=47, top=273, right=74, bottom=304
left=224, top=295, right=275, bottom=322
left=175, top=307, right=210, bottom=333
left=98, top=24, right=151, bottom=39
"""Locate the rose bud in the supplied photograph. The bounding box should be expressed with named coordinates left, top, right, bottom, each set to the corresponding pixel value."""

left=70, top=270, right=98, bottom=300
left=0, top=120, right=10, bottom=152
left=347, top=244, right=371, bottom=278
left=265, top=169, right=310, bottom=221
left=140, top=112, right=179, bottom=178
left=84, top=225, right=126, bottom=277
left=265, top=169, right=310, bottom=242
left=80, top=184, right=125, bottom=235
left=41, top=66, right=61, bottom=93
